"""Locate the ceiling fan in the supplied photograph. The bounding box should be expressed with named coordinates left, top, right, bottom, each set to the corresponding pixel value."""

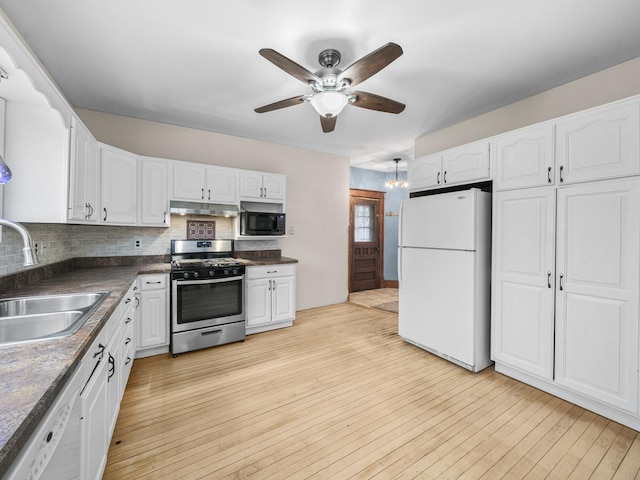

left=254, top=42, right=405, bottom=133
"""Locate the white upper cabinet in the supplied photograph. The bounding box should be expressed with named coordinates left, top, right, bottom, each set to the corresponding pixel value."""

left=239, top=171, right=285, bottom=201
left=494, top=123, right=555, bottom=190
left=172, top=162, right=237, bottom=204
left=492, top=187, right=556, bottom=380
left=100, top=145, right=138, bottom=225
left=409, top=141, right=489, bottom=192
left=554, top=178, right=639, bottom=413
left=441, top=140, right=490, bottom=185
left=555, top=100, right=640, bottom=185
left=139, top=158, right=169, bottom=226
left=408, top=153, right=442, bottom=191
left=68, top=117, right=100, bottom=223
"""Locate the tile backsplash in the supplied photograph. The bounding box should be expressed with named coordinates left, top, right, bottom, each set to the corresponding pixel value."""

left=0, top=215, right=277, bottom=277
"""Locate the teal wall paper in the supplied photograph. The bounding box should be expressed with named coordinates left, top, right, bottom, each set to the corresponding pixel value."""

left=350, top=167, right=409, bottom=282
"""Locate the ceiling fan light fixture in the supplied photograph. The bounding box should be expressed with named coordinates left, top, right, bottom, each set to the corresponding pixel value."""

left=309, top=91, right=349, bottom=118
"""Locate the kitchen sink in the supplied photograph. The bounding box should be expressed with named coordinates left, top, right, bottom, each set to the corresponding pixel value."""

left=0, top=291, right=109, bottom=346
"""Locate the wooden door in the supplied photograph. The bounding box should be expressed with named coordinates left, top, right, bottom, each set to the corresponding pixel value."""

left=349, top=189, right=384, bottom=292
left=555, top=178, right=639, bottom=412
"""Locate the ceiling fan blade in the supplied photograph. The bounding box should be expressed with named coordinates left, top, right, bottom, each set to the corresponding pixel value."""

left=320, top=115, right=337, bottom=133
left=254, top=95, right=307, bottom=113
left=259, top=48, right=321, bottom=85
left=350, top=91, right=405, bottom=114
left=338, top=43, right=403, bottom=87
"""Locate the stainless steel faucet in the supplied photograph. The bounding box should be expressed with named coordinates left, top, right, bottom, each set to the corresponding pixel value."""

left=0, top=219, right=39, bottom=266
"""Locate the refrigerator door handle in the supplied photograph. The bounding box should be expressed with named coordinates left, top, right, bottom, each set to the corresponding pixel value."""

left=398, top=248, right=403, bottom=284
left=398, top=201, right=404, bottom=247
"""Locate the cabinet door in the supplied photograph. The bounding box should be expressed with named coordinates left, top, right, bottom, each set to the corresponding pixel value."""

left=140, top=159, right=169, bottom=226
left=206, top=167, right=237, bottom=203
left=556, top=101, right=640, bottom=184
left=172, top=163, right=206, bottom=201
left=408, top=154, right=442, bottom=191
left=101, top=148, right=138, bottom=224
left=138, top=289, right=169, bottom=348
left=238, top=172, right=264, bottom=199
left=272, top=276, right=295, bottom=323
left=555, top=178, right=639, bottom=412
left=246, top=278, right=271, bottom=326
left=68, top=119, right=99, bottom=222
left=105, top=333, right=120, bottom=438
left=492, top=187, right=556, bottom=379
left=80, top=358, right=108, bottom=480
left=263, top=173, right=285, bottom=200
left=494, top=124, right=555, bottom=190
left=442, top=141, right=490, bottom=185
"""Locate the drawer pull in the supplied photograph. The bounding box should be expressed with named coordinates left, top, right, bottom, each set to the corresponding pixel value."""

left=125, top=337, right=132, bottom=345
left=202, top=329, right=222, bottom=336
left=146, top=281, right=163, bottom=284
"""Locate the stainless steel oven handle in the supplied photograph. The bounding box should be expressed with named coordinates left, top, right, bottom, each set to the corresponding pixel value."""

left=201, top=329, right=222, bottom=336
left=173, top=275, right=244, bottom=286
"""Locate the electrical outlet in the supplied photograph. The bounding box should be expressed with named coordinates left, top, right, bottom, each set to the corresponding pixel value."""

left=134, top=239, right=141, bottom=248
left=289, top=227, right=295, bottom=235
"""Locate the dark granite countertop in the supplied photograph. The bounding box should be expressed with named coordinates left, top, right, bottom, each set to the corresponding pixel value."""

left=236, top=255, right=298, bottom=266
left=0, top=262, right=170, bottom=476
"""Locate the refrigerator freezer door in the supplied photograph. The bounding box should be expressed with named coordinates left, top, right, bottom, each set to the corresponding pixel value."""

left=400, top=190, right=478, bottom=251
left=399, top=247, right=476, bottom=367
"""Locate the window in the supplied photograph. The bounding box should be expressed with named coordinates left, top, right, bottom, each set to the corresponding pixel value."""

left=355, top=204, right=374, bottom=242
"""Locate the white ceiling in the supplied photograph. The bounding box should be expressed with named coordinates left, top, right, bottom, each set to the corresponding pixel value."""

left=1, top=1, right=640, bottom=172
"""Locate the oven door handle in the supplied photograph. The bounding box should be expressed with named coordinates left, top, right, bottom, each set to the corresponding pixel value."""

left=173, top=276, right=243, bottom=287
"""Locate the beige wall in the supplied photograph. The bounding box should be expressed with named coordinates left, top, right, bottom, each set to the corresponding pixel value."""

left=415, top=57, right=640, bottom=155
left=77, top=109, right=350, bottom=311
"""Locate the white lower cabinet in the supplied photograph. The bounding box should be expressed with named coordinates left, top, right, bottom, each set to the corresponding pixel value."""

left=492, top=187, right=556, bottom=380
left=136, top=273, right=170, bottom=358
left=245, top=264, right=296, bottom=334
left=493, top=176, right=640, bottom=429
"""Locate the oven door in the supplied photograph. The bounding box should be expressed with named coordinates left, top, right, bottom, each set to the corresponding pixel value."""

left=171, top=276, right=244, bottom=333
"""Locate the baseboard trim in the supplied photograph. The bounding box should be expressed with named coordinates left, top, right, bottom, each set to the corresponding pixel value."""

left=383, top=280, right=399, bottom=288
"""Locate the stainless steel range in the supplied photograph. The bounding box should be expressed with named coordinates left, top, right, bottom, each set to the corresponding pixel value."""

left=170, top=239, right=245, bottom=356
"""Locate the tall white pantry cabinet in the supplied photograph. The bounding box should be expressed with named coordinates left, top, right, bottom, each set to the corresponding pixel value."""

left=491, top=96, right=640, bottom=430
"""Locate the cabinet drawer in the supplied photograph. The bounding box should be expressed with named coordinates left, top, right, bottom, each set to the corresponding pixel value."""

left=139, top=274, right=168, bottom=291
left=246, top=264, right=295, bottom=280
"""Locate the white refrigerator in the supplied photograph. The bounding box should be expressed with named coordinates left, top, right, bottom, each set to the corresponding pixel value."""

left=398, top=188, right=493, bottom=372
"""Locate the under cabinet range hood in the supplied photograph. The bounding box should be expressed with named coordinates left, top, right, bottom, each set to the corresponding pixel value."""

left=169, top=201, right=239, bottom=217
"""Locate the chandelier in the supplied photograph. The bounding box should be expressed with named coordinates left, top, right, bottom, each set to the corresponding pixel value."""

left=385, top=158, right=408, bottom=189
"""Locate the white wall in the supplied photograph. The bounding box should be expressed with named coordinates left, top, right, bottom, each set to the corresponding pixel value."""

left=76, top=109, right=350, bottom=311
left=415, top=57, right=640, bottom=155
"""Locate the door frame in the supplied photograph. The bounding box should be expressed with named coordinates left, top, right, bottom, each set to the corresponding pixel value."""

left=349, top=188, right=385, bottom=292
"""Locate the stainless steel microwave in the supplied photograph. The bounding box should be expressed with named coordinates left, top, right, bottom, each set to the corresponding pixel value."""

left=240, top=211, right=286, bottom=236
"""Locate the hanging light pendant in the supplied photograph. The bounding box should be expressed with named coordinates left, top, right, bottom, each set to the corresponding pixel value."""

left=385, top=158, right=408, bottom=189
left=0, top=153, right=12, bottom=184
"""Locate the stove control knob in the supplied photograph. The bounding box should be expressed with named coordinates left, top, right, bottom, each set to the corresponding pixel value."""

left=192, top=271, right=199, bottom=278
left=223, top=269, right=230, bottom=276
left=209, top=270, right=215, bottom=277
left=232, top=268, right=239, bottom=276
left=182, top=272, right=189, bottom=279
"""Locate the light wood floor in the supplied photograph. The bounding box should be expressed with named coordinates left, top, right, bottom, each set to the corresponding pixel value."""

left=104, top=302, right=640, bottom=479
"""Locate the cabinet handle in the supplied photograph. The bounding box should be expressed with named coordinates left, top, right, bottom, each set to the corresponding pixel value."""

left=201, top=188, right=204, bottom=199
left=437, top=172, right=440, bottom=184
left=134, top=297, right=140, bottom=308
left=103, top=208, right=108, bottom=222
left=559, top=273, right=564, bottom=291
left=547, top=167, right=552, bottom=184
left=163, top=212, right=167, bottom=224
left=547, top=271, right=552, bottom=288
left=85, top=203, right=90, bottom=220
left=146, top=281, right=163, bottom=284
left=126, top=315, right=133, bottom=323
left=125, top=297, right=132, bottom=304
left=559, top=165, right=564, bottom=183
left=89, top=204, right=94, bottom=218
left=267, top=270, right=277, bottom=274
left=208, top=189, right=211, bottom=200
left=107, top=353, right=115, bottom=381
left=443, top=171, right=447, bottom=183
left=94, top=343, right=105, bottom=359
left=124, top=357, right=132, bottom=365
left=125, top=337, right=132, bottom=345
